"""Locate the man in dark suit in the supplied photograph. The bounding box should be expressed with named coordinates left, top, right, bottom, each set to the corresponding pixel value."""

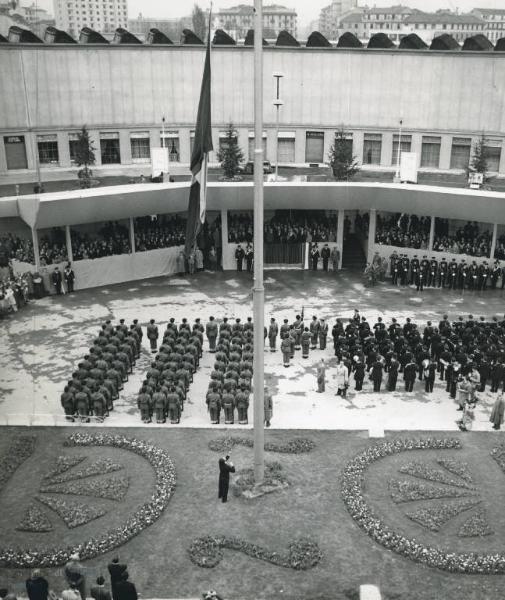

left=107, top=557, right=127, bottom=600
left=218, top=455, right=235, bottom=503
left=114, top=573, right=137, bottom=600
left=25, top=570, right=49, bottom=600
left=370, top=358, right=383, bottom=392
left=90, top=577, right=111, bottom=600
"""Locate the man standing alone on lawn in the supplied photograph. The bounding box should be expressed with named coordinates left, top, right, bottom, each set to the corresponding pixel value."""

left=218, top=455, right=235, bottom=503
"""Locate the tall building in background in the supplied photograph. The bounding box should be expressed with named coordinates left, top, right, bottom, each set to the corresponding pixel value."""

left=53, top=0, right=128, bottom=40
left=471, top=8, right=505, bottom=43
left=214, top=4, right=297, bottom=42
left=318, top=0, right=358, bottom=40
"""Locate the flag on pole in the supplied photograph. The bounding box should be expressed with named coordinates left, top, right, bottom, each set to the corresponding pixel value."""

left=184, top=21, right=213, bottom=258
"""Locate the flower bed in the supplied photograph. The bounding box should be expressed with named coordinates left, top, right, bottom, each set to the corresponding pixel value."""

left=232, top=461, right=289, bottom=498
left=0, top=435, right=36, bottom=492
left=436, top=458, right=474, bottom=484
left=405, top=499, right=481, bottom=532
left=208, top=436, right=315, bottom=454
left=40, top=475, right=129, bottom=501
left=0, top=433, right=176, bottom=568
left=458, top=510, right=494, bottom=538
left=389, top=479, right=476, bottom=504
left=341, top=437, right=505, bottom=574
left=188, top=535, right=322, bottom=570
left=491, top=444, right=505, bottom=473
left=399, top=461, right=476, bottom=490
left=36, top=495, right=106, bottom=529
left=16, top=504, right=53, bottom=533
left=43, top=456, right=86, bottom=481
left=45, top=458, right=123, bottom=484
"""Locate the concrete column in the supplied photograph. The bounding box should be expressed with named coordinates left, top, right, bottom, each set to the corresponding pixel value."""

left=337, top=209, right=345, bottom=269
left=58, top=131, right=71, bottom=168
left=439, top=135, right=452, bottom=170
left=499, top=140, right=505, bottom=175
left=353, top=131, right=364, bottom=166
left=367, top=209, right=377, bottom=264
left=295, top=129, right=305, bottom=164
left=32, top=228, right=40, bottom=271
left=220, top=209, right=228, bottom=269
left=129, top=217, right=136, bottom=254
left=266, top=128, right=276, bottom=163
left=179, top=127, right=191, bottom=165
left=381, top=132, right=393, bottom=167
left=0, top=135, right=8, bottom=174
left=428, top=216, right=435, bottom=252
left=323, top=129, right=333, bottom=166
left=90, top=130, right=102, bottom=166
left=119, top=130, right=132, bottom=165
left=65, top=225, right=73, bottom=263
left=490, top=223, right=498, bottom=260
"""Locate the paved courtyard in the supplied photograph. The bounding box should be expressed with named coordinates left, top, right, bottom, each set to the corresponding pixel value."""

left=1, top=269, right=504, bottom=432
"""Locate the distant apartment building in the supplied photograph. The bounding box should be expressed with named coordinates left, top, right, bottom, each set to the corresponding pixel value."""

left=214, top=4, right=297, bottom=41
left=53, top=0, right=128, bottom=40
left=318, top=0, right=358, bottom=40
left=338, top=6, right=487, bottom=45
left=471, top=8, right=505, bottom=43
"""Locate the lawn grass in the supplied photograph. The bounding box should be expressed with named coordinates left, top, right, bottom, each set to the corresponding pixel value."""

left=1, top=427, right=505, bottom=600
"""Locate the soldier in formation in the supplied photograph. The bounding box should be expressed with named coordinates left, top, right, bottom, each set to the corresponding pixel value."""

left=61, top=318, right=141, bottom=422
left=204, top=317, right=253, bottom=424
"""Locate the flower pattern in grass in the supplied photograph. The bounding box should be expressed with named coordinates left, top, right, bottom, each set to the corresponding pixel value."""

left=16, top=504, right=53, bottom=533
left=42, top=456, right=86, bottom=482
left=399, top=461, right=476, bottom=490
left=491, top=444, right=505, bottom=474
left=0, top=436, right=36, bottom=493
left=405, top=499, right=481, bottom=532
left=232, top=461, right=288, bottom=498
left=188, top=535, right=322, bottom=570
left=458, top=511, right=494, bottom=538
left=208, top=436, right=315, bottom=454
left=46, top=458, right=123, bottom=485
left=389, top=479, right=477, bottom=504
left=40, top=475, right=129, bottom=501
left=36, top=495, right=106, bottom=529
left=436, top=457, right=474, bottom=484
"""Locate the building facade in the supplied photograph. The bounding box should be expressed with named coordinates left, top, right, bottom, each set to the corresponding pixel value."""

left=1, top=44, right=505, bottom=177
left=471, top=8, right=505, bottom=44
left=318, top=0, right=358, bottom=40
left=53, top=0, right=128, bottom=40
left=214, top=4, right=297, bottom=41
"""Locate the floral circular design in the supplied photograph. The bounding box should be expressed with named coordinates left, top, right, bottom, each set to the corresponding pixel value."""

left=0, top=433, right=176, bottom=568
left=341, top=438, right=505, bottom=574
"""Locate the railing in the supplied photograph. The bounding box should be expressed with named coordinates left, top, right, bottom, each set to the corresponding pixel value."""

left=264, top=243, right=303, bottom=265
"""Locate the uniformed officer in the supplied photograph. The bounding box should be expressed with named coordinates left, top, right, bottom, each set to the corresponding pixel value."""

left=428, top=257, right=438, bottom=288
left=400, top=255, right=410, bottom=286
left=153, top=389, right=167, bottom=423
left=207, top=390, right=221, bottom=424
left=309, top=316, right=319, bottom=349
left=318, top=318, right=328, bottom=350
left=281, top=335, right=291, bottom=368
left=166, top=386, right=181, bottom=424
left=268, top=318, right=279, bottom=352
left=316, top=358, right=326, bottom=392
left=222, top=389, right=235, bottom=424
left=301, top=327, right=311, bottom=358
left=310, top=243, right=320, bottom=271
left=391, top=253, right=400, bottom=286
left=293, top=315, right=303, bottom=350
left=235, top=385, right=249, bottom=424
left=280, top=319, right=290, bottom=339
left=438, top=258, right=448, bottom=288
left=321, top=244, right=330, bottom=271
left=137, top=388, right=152, bottom=423
left=410, top=255, right=420, bottom=285
left=147, top=319, right=159, bottom=353
left=387, top=354, right=399, bottom=391
left=369, top=358, right=383, bottom=392
left=448, top=259, right=459, bottom=290
left=404, top=359, right=417, bottom=392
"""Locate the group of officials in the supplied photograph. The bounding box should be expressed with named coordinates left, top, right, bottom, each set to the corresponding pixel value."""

left=137, top=318, right=202, bottom=424
left=388, top=251, right=505, bottom=291
left=60, top=319, right=141, bottom=421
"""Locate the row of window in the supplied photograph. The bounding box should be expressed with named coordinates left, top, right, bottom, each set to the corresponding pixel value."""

left=2, top=131, right=503, bottom=172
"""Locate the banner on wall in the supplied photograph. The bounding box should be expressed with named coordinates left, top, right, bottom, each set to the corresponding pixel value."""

left=400, top=152, right=418, bottom=184
left=151, top=148, right=169, bottom=178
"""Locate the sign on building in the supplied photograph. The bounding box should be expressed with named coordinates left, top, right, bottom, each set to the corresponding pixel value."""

left=151, top=147, right=169, bottom=178
left=400, top=152, right=418, bottom=183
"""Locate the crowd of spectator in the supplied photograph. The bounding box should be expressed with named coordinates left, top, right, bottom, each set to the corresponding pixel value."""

left=0, top=231, right=67, bottom=265
left=227, top=211, right=338, bottom=243
left=71, top=222, right=130, bottom=261
left=134, top=215, right=186, bottom=251
left=375, top=213, right=431, bottom=249
left=433, top=219, right=492, bottom=257
left=494, top=233, right=505, bottom=260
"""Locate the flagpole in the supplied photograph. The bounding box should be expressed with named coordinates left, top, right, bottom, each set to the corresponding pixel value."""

left=253, top=0, right=265, bottom=485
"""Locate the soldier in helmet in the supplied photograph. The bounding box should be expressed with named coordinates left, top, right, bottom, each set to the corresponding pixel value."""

left=309, top=316, right=319, bottom=350
left=268, top=318, right=279, bottom=352
left=147, top=319, right=159, bottom=353
left=206, top=316, right=218, bottom=353
left=281, top=335, right=291, bottom=368
left=301, top=327, right=311, bottom=359
left=318, top=318, right=328, bottom=350
left=235, top=384, right=249, bottom=424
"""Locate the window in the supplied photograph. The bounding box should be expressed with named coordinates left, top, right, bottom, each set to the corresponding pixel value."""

left=248, top=131, right=267, bottom=161
left=160, top=131, right=180, bottom=161
left=4, top=135, right=28, bottom=170
left=130, top=131, right=150, bottom=162
left=450, top=137, right=471, bottom=169
left=68, top=132, right=81, bottom=163
left=305, top=131, right=324, bottom=163
left=363, top=133, right=382, bottom=165
left=391, top=134, right=411, bottom=165
left=277, top=132, right=295, bottom=163
left=484, top=143, right=502, bottom=172
left=420, top=136, right=441, bottom=168
left=37, top=134, right=59, bottom=165
left=100, top=132, right=121, bottom=164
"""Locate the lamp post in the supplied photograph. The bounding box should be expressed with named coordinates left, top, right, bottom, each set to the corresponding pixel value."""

left=273, top=72, right=283, bottom=182
left=394, top=118, right=403, bottom=181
